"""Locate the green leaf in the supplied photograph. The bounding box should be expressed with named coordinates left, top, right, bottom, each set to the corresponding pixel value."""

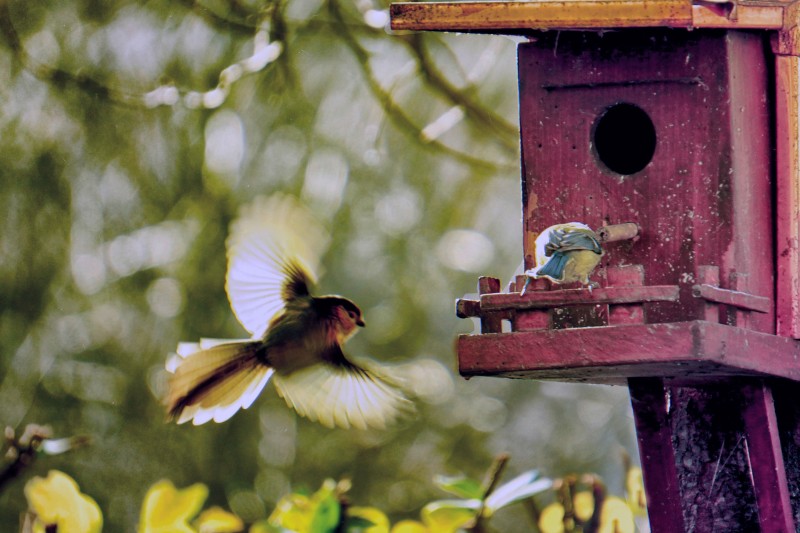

left=421, top=499, right=481, bottom=532
left=484, top=471, right=553, bottom=514
left=347, top=506, right=389, bottom=533
left=433, top=475, right=484, bottom=499
left=345, top=516, right=377, bottom=531
left=309, top=493, right=341, bottom=533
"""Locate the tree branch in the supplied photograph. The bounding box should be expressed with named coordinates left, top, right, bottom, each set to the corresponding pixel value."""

left=468, top=452, right=511, bottom=533
left=328, top=0, right=516, bottom=172
left=403, top=33, right=519, bottom=146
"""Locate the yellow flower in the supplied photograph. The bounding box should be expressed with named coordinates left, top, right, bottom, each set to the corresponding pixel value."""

left=139, top=479, right=209, bottom=533
left=24, top=470, right=103, bottom=533
left=196, top=506, right=244, bottom=532
left=625, top=467, right=647, bottom=516
left=348, top=507, right=390, bottom=533
left=270, top=492, right=314, bottom=532
left=538, top=503, right=565, bottom=533
left=598, top=497, right=635, bottom=533
left=268, top=479, right=340, bottom=533
left=390, top=520, right=429, bottom=533
left=573, top=491, right=595, bottom=522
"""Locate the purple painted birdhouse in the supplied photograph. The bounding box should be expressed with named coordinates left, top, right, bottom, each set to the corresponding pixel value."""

left=391, top=1, right=800, bottom=531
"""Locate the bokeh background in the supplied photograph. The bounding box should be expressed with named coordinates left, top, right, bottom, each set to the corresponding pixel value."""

left=0, top=0, right=638, bottom=529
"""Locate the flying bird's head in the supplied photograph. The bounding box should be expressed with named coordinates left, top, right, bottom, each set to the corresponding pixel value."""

left=321, top=296, right=365, bottom=344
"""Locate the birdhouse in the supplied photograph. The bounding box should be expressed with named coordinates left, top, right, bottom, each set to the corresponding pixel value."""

left=391, top=1, right=800, bottom=531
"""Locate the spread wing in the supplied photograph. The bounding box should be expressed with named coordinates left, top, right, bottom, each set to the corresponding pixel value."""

left=272, top=344, right=413, bottom=430
left=225, top=194, right=330, bottom=338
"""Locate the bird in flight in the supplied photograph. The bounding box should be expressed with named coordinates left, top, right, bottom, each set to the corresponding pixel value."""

left=165, top=194, right=412, bottom=429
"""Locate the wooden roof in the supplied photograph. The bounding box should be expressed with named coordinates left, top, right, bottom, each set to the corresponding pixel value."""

left=390, top=0, right=791, bottom=33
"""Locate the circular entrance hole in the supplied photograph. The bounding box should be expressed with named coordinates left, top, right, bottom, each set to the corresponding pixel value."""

left=593, top=103, right=656, bottom=175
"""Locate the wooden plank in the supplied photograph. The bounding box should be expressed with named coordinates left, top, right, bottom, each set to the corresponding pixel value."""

left=690, top=4, right=783, bottom=29
left=775, top=55, right=800, bottom=338
left=740, top=383, right=796, bottom=531
left=480, top=285, right=679, bottom=311
left=513, top=309, right=551, bottom=331
left=455, top=298, right=481, bottom=319
left=390, top=0, right=692, bottom=31
left=692, top=283, right=771, bottom=313
left=725, top=32, right=774, bottom=333
left=457, top=321, right=800, bottom=383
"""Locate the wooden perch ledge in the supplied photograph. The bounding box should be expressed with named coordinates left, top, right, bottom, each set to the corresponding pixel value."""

left=455, top=264, right=776, bottom=377
left=457, top=285, right=679, bottom=317
left=692, top=283, right=772, bottom=313
left=458, top=320, right=800, bottom=384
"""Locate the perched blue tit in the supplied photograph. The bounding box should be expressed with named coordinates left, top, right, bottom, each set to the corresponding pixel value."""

left=525, top=222, right=603, bottom=286
left=165, top=194, right=412, bottom=429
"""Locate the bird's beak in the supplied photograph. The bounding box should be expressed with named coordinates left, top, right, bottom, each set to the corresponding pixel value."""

left=357, top=318, right=366, bottom=327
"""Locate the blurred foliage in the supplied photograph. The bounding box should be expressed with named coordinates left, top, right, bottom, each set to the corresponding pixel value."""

left=537, top=469, right=647, bottom=533
left=0, top=0, right=639, bottom=530
left=16, top=459, right=646, bottom=532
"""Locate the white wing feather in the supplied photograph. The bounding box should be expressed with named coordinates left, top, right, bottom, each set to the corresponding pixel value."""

left=225, top=194, right=331, bottom=338
left=273, top=360, right=412, bottom=430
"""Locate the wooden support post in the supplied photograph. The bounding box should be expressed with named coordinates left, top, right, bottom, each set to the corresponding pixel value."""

left=740, top=382, right=795, bottom=531
left=478, top=276, right=502, bottom=334
left=630, top=377, right=796, bottom=532
left=731, top=271, right=751, bottom=330
left=773, top=381, right=800, bottom=527
left=697, top=265, right=720, bottom=323
left=628, top=378, right=685, bottom=532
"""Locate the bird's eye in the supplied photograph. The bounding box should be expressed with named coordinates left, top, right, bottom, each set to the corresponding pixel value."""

left=348, top=311, right=356, bottom=320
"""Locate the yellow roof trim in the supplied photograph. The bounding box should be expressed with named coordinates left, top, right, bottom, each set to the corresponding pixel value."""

left=389, top=0, right=785, bottom=32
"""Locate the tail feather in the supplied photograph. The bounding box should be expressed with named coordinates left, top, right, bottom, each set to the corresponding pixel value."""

left=240, top=367, right=275, bottom=409
left=189, top=367, right=274, bottom=424
left=166, top=341, right=273, bottom=425
left=198, top=366, right=253, bottom=407
left=535, top=252, right=569, bottom=281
